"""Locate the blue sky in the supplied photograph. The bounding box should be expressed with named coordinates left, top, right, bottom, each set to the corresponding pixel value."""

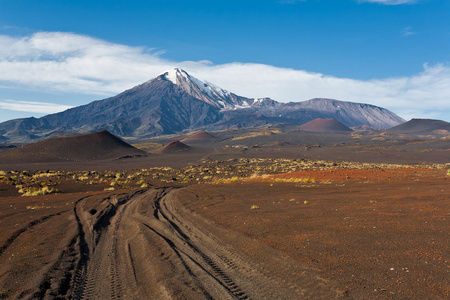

left=0, top=0, right=449, bottom=123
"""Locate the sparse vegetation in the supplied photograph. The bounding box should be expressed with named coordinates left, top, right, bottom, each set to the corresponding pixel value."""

left=132, top=142, right=162, bottom=149
left=21, top=186, right=56, bottom=197
left=0, top=159, right=446, bottom=197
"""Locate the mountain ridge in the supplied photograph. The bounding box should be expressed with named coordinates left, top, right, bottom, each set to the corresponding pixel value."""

left=0, top=68, right=405, bottom=143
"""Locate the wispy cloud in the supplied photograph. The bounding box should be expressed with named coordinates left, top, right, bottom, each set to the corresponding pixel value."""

left=0, top=32, right=175, bottom=95
left=0, top=31, right=449, bottom=121
left=358, top=0, right=418, bottom=5
left=0, top=100, right=74, bottom=114
left=402, top=26, right=416, bottom=36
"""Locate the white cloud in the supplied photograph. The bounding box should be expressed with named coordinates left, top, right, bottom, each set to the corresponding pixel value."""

left=358, top=0, right=418, bottom=4
left=0, top=99, right=74, bottom=114
left=0, top=31, right=449, bottom=121
left=0, top=32, right=176, bottom=94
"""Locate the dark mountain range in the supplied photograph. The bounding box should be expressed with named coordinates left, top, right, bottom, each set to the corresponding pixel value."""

left=0, top=68, right=405, bottom=143
left=0, top=130, right=145, bottom=163
left=387, top=119, right=450, bottom=135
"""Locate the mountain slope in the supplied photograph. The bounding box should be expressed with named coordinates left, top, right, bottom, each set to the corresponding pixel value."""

left=181, top=131, right=215, bottom=143
left=0, top=130, right=145, bottom=163
left=282, top=98, right=404, bottom=128
left=0, top=74, right=222, bottom=141
left=162, top=68, right=252, bottom=109
left=0, top=68, right=405, bottom=143
left=299, top=118, right=352, bottom=132
left=388, top=119, right=450, bottom=135
left=154, top=140, right=191, bottom=154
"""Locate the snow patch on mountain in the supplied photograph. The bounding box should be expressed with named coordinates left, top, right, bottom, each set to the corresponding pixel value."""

left=164, top=69, right=178, bottom=84
left=161, top=68, right=249, bottom=109
left=164, top=68, right=231, bottom=101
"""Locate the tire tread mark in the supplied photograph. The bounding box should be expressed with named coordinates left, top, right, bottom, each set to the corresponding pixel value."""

left=151, top=191, right=251, bottom=300
left=73, top=190, right=146, bottom=299
left=0, top=210, right=71, bottom=256
left=143, top=224, right=216, bottom=299
left=70, top=195, right=94, bottom=300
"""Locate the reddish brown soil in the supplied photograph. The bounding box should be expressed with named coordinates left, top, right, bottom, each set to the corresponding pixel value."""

left=0, top=162, right=448, bottom=298
left=1, top=127, right=448, bottom=298
left=0, top=187, right=344, bottom=299
left=179, top=168, right=450, bottom=299
left=270, top=168, right=443, bottom=183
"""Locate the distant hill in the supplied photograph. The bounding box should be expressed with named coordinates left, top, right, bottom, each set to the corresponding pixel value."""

left=299, top=118, right=352, bottom=132
left=181, top=131, right=215, bottom=143
left=154, top=140, right=191, bottom=154
left=351, top=125, right=384, bottom=132
left=44, top=132, right=83, bottom=140
left=0, top=68, right=405, bottom=143
left=0, top=130, right=145, bottom=163
left=388, top=119, right=450, bottom=135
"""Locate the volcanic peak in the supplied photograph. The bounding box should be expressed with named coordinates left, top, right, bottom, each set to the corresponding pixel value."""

left=154, top=140, right=191, bottom=154
left=299, top=118, right=352, bottom=132
left=181, top=131, right=215, bottom=143
left=161, top=68, right=251, bottom=109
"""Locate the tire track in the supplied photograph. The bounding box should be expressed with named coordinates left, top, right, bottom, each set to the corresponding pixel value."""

left=0, top=209, right=70, bottom=256
left=70, top=195, right=93, bottom=299
left=71, top=190, right=146, bottom=299
left=32, top=187, right=344, bottom=299
left=31, top=236, right=79, bottom=299
left=142, top=223, right=216, bottom=299
left=149, top=192, right=250, bottom=299
left=158, top=189, right=345, bottom=299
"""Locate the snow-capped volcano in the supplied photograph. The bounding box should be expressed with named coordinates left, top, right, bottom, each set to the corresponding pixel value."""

left=161, top=68, right=252, bottom=109
left=0, top=67, right=405, bottom=143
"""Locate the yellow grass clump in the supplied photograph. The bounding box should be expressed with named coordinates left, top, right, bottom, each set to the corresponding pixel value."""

left=21, top=186, right=56, bottom=197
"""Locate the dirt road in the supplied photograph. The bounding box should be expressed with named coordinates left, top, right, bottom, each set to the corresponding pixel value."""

left=1, top=188, right=344, bottom=299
